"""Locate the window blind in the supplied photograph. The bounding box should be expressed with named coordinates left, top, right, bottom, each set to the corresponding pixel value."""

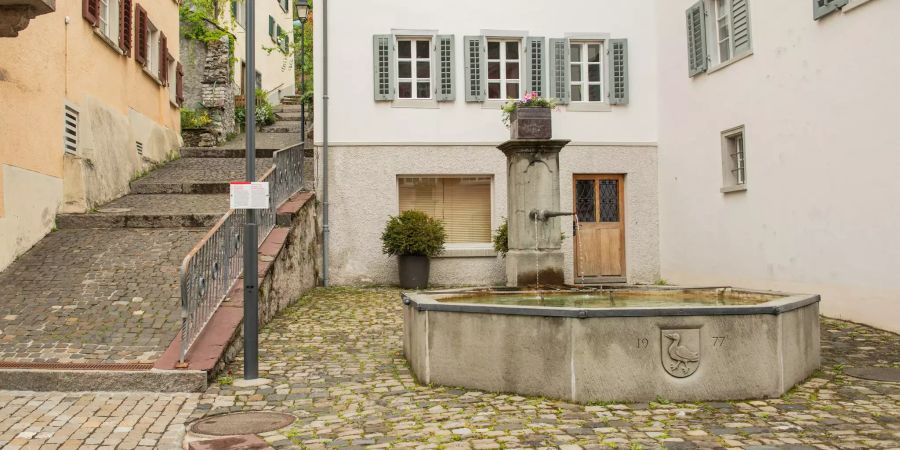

left=398, top=177, right=492, bottom=244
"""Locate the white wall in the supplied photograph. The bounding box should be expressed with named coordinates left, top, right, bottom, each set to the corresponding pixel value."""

left=230, top=0, right=296, bottom=103
left=314, top=0, right=658, bottom=145
left=657, top=0, right=900, bottom=332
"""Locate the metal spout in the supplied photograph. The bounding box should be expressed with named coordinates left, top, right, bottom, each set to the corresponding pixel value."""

left=529, top=209, right=575, bottom=222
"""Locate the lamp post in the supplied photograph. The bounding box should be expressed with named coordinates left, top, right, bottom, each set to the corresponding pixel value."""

left=243, top=0, right=259, bottom=381
left=294, top=0, right=309, bottom=146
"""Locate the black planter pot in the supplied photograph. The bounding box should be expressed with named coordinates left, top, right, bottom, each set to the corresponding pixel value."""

left=510, top=107, right=552, bottom=139
left=398, top=255, right=430, bottom=290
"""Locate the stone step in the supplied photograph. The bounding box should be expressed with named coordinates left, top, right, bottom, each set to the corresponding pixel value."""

left=130, top=158, right=272, bottom=194
left=275, top=112, right=301, bottom=121
left=57, top=194, right=229, bottom=229
left=260, top=121, right=301, bottom=133
left=274, top=104, right=301, bottom=113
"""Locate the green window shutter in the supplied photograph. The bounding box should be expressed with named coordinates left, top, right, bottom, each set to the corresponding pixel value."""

left=685, top=0, right=708, bottom=77
left=231, top=0, right=237, bottom=20
left=730, top=0, right=752, bottom=56
left=373, top=34, right=394, bottom=101
left=525, top=37, right=545, bottom=97
left=608, top=39, right=629, bottom=105
left=269, top=16, right=275, bottom=40
left=463, top=36, right=485, bottom=102
left=436, top=35, right=455, bottom=102
left=813, top=0, right=848, bottom=20
left=548, top=38, right=569, bottom=104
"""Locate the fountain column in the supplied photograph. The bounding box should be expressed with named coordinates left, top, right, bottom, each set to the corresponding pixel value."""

left=498, top=139, right=571, bottom=287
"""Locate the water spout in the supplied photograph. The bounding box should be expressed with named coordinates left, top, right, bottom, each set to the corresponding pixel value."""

left=529, top=209, right=575, bottom=222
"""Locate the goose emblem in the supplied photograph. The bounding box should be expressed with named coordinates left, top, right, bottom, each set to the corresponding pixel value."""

left=661, top=329, right=701, bottom=378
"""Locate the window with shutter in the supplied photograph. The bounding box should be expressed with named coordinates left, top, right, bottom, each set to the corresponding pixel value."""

left=526, top=37, right=545, bottom=97
left=436, top=35, right=455, bottom=102
left=269, top=16, right=276, bottom=41
left=548, top=38, right=569, bottom=104
left=159, top=32, right=167, bottom=83
left=685, top=1, right=708, bottom=77
left=372, top=34, right=394, bottom=101
left=463, top=36, right=485, bottom=102
left=608, top=39, right=628, bottom=105
left=134, top=5, right=147, bottom=65
left=176, top=62, right=184, bottom=106
left=120, top=0, right=132, bottom=55
left=813, top=0, right=849, bottom=19
left=730, top=0, right=751, bottom=56
left=83, top=0, right=100, bottom=26
left=396, top=38, right=431, bottom=99
left=486, top=39, right=523, bottom=100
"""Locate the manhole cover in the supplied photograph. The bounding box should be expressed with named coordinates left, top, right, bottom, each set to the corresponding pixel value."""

left=845, top=367, right=900, bottom=382
left=191, top=412, right=296, bottom=436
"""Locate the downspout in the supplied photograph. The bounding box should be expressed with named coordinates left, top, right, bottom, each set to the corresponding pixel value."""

left=321, top=0, right=330, bottom=286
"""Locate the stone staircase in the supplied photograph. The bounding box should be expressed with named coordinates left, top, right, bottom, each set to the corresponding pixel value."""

left=0, top=119, right=310, bottom=391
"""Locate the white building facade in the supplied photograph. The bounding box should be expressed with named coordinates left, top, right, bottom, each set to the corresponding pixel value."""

left=314, top=0, right=661, bottom=287
left=315, top=0, right=900, bottom=332
left=658, top=0, right=900, bottom=333
left=229, top=0, right=296, bottom=103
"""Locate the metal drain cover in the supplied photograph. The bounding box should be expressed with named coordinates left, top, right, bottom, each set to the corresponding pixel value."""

left=191, top=412, right=296, bottom=436
left=845, top=367, right=900, bottom=382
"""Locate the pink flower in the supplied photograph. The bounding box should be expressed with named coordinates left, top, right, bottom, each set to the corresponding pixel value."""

left=523, top=92, right=533, bottom=101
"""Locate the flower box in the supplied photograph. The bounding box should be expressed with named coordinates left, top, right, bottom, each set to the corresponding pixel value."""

left=509, top=106, right=552, bottom=140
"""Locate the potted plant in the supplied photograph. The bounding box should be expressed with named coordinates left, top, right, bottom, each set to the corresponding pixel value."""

left=381, top=210, right=446, bottom=289
left=501, top=91, right=558, bottom=140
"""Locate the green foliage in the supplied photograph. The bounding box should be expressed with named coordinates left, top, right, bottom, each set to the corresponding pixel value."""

left=493, top=218, right=509, bottom=257
left=179, top=0, right=233, bottom=44
left=381, top=210, right=446, bottom=257
left=655, top=278, right=670, bottom=286
left=235, top=88, right=276, bottom=129
left=180, top=108, right=212, bottom=128
left=216, top=375, right=234, bottom=385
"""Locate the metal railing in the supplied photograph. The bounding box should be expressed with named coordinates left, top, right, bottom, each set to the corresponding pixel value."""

left=178, top=143, right=305, bottom=363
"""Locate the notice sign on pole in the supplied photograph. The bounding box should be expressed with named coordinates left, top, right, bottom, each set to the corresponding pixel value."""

left=230, top=182, right=270, bottom=209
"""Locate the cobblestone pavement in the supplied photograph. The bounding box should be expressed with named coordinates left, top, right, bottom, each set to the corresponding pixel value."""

left=0, top=391, right=203, bottom=449
left=0, top=228, right=204, bottom=363
left=202, top=287, right=900, bottom=450
left=214, top=132, right=301, bottom=150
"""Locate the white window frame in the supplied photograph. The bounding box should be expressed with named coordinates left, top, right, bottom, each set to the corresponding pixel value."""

left=94, top=0, right=122, bottom=53
left=395, top=36, right=433, bottom=101
left=486, top=38, right=523, bottom=101
left=713, top=0, right=733, bottom=64
left=569, top=40, right=605, bottom=104
left=721, top=125, right=748, bottom=193
left=396, top=175, right=495, bottom=253
left=168, top=57, right=178, bottom=106
left=233, top=0, right=246, bottom=28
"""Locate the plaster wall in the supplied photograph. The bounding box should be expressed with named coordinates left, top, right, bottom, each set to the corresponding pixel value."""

left=656, top=0, right=900, bottom=332
left=228, top=0, right=296, bottom=104
left=313, top=0, right=659, bottom=145
left=321, top=144, right=658, bottom=287
left=0, top=0, right=181, bottom=271
left=0, top=165, right=63, bottom=270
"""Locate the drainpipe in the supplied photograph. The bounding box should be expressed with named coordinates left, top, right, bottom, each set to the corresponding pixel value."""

left=321, top=0, right=330, bottom=286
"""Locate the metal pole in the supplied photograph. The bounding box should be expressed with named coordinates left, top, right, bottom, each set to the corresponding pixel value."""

left=300, top=19, right=306, bottom=148
left=243, top=0, right=259, bottom=381
left=321, top=0, right=330, bottom=287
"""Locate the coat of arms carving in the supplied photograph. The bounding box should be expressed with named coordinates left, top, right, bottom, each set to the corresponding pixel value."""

left=660, top=328, right=701, bottom=378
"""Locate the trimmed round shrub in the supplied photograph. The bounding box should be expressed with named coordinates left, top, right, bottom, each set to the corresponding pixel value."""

left=381, top=210, right=446, bottom=257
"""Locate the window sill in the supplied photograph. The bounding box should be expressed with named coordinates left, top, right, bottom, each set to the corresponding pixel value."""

left=707, top=51, right=753, bottom=75
left=141, top=66, right=165, bottom=86
left=391, top=99, right=439, bottom=109
left=844, top=0, right=875, bottom=12
left=481, top=99, right=509, bottom=110
left=434, top=246, right=497, bottom=258
left=720, top=184, right=748, bottom=194
left=93, top=28, right=125, bottom=56
left=566, top=102, right=611, bottom=112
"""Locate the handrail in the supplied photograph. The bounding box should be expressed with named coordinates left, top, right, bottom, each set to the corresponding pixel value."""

left=178, top=143, right=304, bottom=363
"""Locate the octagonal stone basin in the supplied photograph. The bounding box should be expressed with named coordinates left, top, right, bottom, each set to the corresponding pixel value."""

left=401, top=286, right=820, bottom=403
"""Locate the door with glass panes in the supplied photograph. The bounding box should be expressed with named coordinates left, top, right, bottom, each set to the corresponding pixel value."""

left=573, top=175, right=625, bottom=281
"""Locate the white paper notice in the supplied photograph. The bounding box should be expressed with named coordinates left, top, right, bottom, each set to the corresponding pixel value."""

left=230, top=182, right=270, bottom=209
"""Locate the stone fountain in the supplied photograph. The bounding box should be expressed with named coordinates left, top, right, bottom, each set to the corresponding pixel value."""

left=498, top=138, right=572, bottom=287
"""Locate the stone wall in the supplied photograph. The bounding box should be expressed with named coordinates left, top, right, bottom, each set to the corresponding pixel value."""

left=180, top=28, right=235, bottom=147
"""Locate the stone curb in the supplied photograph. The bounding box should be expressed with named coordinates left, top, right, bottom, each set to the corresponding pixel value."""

left=130, top=182, right=231, bottom=194
left=56, top=213, right=221, bottom=229
left=0, top=368, right=207, bottom=392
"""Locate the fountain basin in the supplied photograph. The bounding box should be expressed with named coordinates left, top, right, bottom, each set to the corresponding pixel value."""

left=402, top=286, right=820, bottom=402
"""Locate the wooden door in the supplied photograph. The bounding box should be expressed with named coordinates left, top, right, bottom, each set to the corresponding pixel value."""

left=573, top=174, right=625, bottom=280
